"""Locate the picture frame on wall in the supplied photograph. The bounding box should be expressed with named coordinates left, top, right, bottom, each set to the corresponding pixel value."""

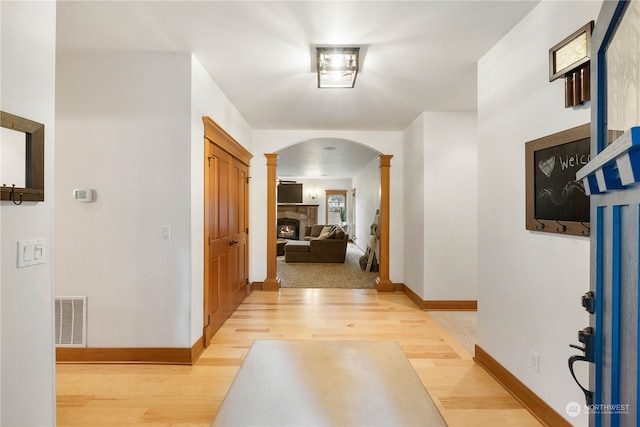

left=525, top=123, right=591, bottom=237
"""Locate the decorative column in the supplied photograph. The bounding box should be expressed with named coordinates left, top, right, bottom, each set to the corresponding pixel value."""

left=263, top=153, right=281, bottom=291
left=375, top=154, right=394, bottom=292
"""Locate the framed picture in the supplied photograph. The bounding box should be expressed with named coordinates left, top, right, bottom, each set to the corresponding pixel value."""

left=549, top=21, right=593, bottom=82
left=525, top=123, right=591, bottom=236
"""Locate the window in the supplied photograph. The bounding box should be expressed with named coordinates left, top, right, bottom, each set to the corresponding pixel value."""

left=325, top=190, right=347, bottom=225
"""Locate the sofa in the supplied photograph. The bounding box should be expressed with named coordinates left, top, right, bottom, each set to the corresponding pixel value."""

left=284, top=224, right=349, bottom=263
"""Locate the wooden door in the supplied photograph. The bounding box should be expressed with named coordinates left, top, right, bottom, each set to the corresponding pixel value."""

left=230, top=157, right=249, bottom=305
left=227, top=156, right=249, bottom=306
left=203, top=118, right=252, bottom=346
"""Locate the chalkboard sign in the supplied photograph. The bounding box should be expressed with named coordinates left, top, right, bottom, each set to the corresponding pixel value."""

left=525, top=124, right=591, bottom=236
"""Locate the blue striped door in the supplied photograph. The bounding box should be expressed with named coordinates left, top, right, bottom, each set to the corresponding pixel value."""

left=577, top=2, right=640, bottom=426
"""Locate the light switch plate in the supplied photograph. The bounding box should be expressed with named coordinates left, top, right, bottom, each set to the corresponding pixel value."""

left=529, top=350, right=539, bottom=373
left=17, top=239, right=46, bottom=268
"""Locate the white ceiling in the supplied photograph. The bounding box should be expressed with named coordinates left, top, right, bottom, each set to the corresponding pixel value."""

left=275, top=138, right=382, bottom=179
left=56, top=0, right=539, bottom=178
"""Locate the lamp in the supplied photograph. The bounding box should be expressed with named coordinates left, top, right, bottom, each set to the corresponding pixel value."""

left=316, top=47, right=359, bottom=88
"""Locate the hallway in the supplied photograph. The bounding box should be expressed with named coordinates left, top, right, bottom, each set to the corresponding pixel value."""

left=56, top=289, right=541, bottom=426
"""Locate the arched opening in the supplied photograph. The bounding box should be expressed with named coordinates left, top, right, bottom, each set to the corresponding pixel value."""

left=263, top=138, right=392, bottom=290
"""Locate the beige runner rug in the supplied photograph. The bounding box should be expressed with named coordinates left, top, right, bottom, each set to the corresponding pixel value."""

left=212, top=340, right=447, bottom=427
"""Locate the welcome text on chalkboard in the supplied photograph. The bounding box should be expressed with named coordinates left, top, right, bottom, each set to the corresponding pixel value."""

left=525, top=124, right=591, bottom=236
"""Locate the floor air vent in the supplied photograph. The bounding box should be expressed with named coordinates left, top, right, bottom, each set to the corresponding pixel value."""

left=55, top=297, right=87, bottom=347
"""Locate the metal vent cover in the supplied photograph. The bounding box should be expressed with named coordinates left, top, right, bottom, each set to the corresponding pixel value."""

left=55, top=297, right=87, bottom=347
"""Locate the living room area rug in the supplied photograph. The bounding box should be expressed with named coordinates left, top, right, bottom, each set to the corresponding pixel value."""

left=277, top=242, right=378, bottom=288
left=211, top=340, right=447, bottom=427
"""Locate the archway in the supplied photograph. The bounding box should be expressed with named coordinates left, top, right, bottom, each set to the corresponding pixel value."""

left=263, top=138, right=392, bottom=291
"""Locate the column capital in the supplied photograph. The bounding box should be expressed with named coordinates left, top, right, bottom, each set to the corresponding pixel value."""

left=378, top=154, right=393, bottom=168
left=265, top=153, right=279, bottom=166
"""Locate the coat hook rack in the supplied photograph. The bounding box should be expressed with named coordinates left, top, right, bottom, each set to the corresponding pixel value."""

left=10, top=185, right=23, bottom=205
left=534, top=219, right=546, bottom=230
left=580, top=221, right=590, bottom=236
left=555, top=219, right=567, bottom=233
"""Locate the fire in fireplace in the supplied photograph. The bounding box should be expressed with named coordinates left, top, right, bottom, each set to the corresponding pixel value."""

left=277, top=218, right=300, bottom=240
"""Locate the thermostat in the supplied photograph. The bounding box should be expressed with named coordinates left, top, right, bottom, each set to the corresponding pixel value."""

left=73, top=189, right=93, bottom=202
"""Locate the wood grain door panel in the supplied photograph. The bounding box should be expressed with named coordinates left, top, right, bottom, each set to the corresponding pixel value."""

left=205, top=144, right=232, bottom=341
left=203, top=117, right=252, bottom=347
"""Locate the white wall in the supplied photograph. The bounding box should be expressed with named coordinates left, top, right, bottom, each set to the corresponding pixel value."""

left=423, top=112, right=478, bottom=300
left=55, top=51, right=192, bottom=347
left=477, top=1, right=601, bottom=425
left=352, top=157, right=381, bottom=251
left=403, top=112, right=478, bottom=300
left=403, top=115, right=425, bottom=296
left=56, top=51, right=254, bottom=350
left=251, top=130, right=403, bottom=283
left=1, top=1, right=57, bottom=424
left=190, top=54, right=253, bottom=345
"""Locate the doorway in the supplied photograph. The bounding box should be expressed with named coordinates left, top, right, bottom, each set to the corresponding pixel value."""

left=266, top=139, right=392, bottom=290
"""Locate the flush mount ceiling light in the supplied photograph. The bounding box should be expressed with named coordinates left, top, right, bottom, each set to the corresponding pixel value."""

left=316, top=47, right=360, bottom=89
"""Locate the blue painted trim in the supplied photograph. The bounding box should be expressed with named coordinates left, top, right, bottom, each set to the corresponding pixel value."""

left=603, top=163, right=624, bottom=190
left=596, top=19, right=607, bottom=155
left=595, top=206, right=604, bottom=427
left=611, top=205, right=621, bottom=427
left=588, top=174, right=602, bottom=194
left=628, top=150, right=640, bottom=183
left=576, top=127, right=640, bottom=183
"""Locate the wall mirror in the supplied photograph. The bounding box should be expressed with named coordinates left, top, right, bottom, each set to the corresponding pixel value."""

left=0, top=111, right=45, bottom=203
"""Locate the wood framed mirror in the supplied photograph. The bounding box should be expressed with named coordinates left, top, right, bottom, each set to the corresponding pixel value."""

left=1, top=111, right=45, bottom=203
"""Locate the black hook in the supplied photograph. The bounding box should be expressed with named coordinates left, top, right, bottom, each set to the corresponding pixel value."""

left=555, top=219, right=567, bottom=233
left=534, top=219, right=545, bottom=230
left=10, top=185, right=23, bottom=206
left=580, top=221, right=590, bottom=236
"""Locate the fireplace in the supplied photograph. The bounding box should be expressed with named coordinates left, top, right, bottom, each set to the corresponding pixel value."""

left=277, top=218, right=300, bottom=240
left=277, top=204, right=318, bottom=240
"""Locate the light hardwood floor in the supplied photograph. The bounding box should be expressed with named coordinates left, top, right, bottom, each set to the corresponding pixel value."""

left=57, top=289, right=542, bottom=426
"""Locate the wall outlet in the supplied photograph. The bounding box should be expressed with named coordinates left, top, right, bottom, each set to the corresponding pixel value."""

left=529, top=351, right=539, bottom=373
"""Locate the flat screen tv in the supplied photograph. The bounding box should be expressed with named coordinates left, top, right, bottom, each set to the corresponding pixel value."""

left=277, top=183, right=303, bottom=203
